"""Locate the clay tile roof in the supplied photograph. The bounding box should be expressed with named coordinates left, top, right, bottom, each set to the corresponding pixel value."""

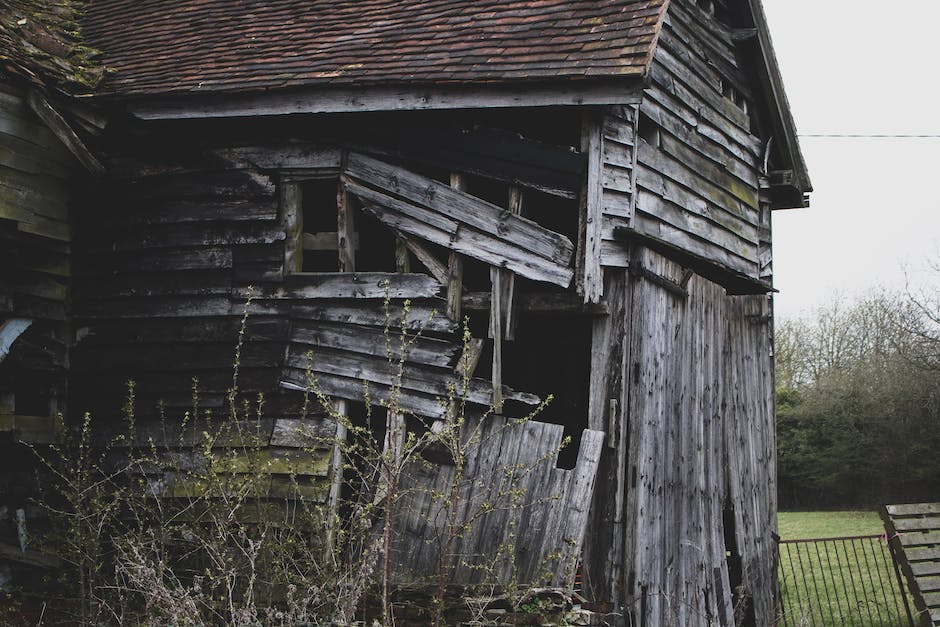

left=0, top=0, right=106, bottom=93
left=80, top=0, right=668, bottom=97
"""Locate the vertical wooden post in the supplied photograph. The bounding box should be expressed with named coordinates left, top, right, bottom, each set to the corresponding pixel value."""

left=326, top=399, right=348, bottom=548
left=579, top=111, right=604, bottom=303
left=501, top=186, right=523, bottom=340
left=337, top=179, right=356, bottom=273
left=446, top=173, right=467, bottom=322
left=394, top=236, right=411, bottom=273
left=490, top=266, right=504, bottom=412
left=280, top=180, right=303, bottom=274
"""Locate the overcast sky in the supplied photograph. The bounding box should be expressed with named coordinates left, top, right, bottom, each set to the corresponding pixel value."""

left=761, top=0, right=940, bottom=319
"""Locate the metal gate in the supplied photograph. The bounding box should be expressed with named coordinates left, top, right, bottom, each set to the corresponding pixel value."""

left=777, top=534, right=915, bottom=626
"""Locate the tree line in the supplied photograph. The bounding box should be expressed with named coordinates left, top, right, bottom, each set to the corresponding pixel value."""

left=775, top=266, right=940, bottom=509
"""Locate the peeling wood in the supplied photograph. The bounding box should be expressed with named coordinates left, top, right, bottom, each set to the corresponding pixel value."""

left=0, top=318, right=32, bottom=362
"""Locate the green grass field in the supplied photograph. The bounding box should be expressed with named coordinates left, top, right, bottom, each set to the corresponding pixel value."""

left=776, top=511, right=914, bottom=627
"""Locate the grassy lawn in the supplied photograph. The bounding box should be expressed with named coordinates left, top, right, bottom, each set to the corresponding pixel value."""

left=778, top=510, right=884, bottom=540
left=776, top=510, right=914, bottom=627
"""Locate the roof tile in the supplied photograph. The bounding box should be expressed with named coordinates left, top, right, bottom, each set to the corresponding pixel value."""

left=80, top=0, right=667, bottom=97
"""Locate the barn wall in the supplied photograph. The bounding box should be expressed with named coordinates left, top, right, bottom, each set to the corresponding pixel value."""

left=0, top=81, right=75, bottom=477
left=68, top=108, right=595, bottom=547
left=620, top=247, right=776, bottom=626
left=602, top=0, right=765, bottom=283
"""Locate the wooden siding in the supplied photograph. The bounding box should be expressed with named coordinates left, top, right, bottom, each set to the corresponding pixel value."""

left=603, top=0, right=766, bottom=283
left=0, top=82, right=75, bottom=445
left=619, top=247, right=776, bottom=626
left=390, top=417, right=604, bottom=587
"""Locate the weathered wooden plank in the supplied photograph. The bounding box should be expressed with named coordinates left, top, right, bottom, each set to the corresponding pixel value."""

left=290, top=320, right=459, bottom=368
left=900, top=531, right=940, bottom=548
left=290, top=301, right=454, bottom=334
left=284, top=347, right=538, bottom=408
left=358, top=201, right=574, bottom=287
left=214, top=145, right=342, bottom=171
left=888, top=503, right=940, bottom=517
left=894, top=517, right=940, bottom=532
left=461, top=291, right=609, bottom=315
left=243, top=273, right=443, bottom=300
left=581, top=113, right=604, bottom=303
left=345, top=152, right=574, bottom=266
left=26, top=90, right=105, bottom=175
left=399, top=234, right=448, bottom=284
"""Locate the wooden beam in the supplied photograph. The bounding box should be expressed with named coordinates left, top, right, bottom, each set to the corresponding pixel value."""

left=462, top=292, right=609, bottom=315
left=579, top=111, right=604, bottom=304
left=281, top=181, right=303, bottom=273
left=490, top=266, right=504, bottom=412
left=500, top=187, right=523, bottom=340
left=26, top=90, right=105, bottom=176
left=446, top=173, right=467, bottom=322
left=336, top=177, right=356, bottom=272
left=394, top=236, right=411, bottom=273
left=399, top=234, right=448, bottom=284
left=130, top=80, right=646, bottom=120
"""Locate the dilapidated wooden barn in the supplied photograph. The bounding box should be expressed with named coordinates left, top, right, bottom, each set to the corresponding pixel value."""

left=1, top=0, right=811, bottom=624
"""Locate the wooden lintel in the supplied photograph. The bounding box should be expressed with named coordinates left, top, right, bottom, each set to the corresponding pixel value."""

left=26, top=90, right=105, bottom=176
left=130, top=80, right=646, bottom=120
left=462, top=292, right=609, bottom=315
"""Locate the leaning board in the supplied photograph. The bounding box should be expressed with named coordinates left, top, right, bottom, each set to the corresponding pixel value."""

left=883, top=503, right=940, bottom=626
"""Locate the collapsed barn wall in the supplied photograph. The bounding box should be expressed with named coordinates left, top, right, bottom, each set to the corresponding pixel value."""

left=68, top=108, right=607, bottom=583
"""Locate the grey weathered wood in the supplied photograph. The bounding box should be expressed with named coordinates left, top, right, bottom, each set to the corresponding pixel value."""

left=336, top=177, right=356, bottom=272
left=580, top=112, right=604, bottom=303
left=392, top=419, right=605, bottom=587
left=399, top=234, right=448, bottom=285
left=241, top=273, right=442, bottom=300
left=291, top=301, right=454, bottom=334
left=462, top=292, right=609, bottom=315
left=131, top=80, right=646, bottom=120
left=214, top=145, right=342, bottom=171
left=447, top=248, right=465, bottom=324
left=280, top=181, right=303, bottom=273
left=26, top=90, right=105, bottom=176
left=883, top=503, right=940, bottom=625
left=345, top=153, right=574, bottom=274
left=290, top=320, right=459, bottom=368
left=489, top=266, right=504, bottom=412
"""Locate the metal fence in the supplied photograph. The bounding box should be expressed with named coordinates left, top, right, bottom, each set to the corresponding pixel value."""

left=777, top=534, right=915, bottom=627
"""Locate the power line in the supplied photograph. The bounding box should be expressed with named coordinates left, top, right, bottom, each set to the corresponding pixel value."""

left=799, top=133, right=940, bottom=138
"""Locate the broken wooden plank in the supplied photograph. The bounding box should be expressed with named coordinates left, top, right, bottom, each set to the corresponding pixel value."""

left=346, top=153, right=574, bottom=263
left=241, top=273, right=443, bottom=300
left=26, top=90, right=105, bottom=176
left=290, top=319, right=459, bottom=368
left=290, top=301, right=454, bottom=334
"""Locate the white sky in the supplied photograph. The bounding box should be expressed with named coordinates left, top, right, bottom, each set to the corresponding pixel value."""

left=761, top=0, right=940, bottom=319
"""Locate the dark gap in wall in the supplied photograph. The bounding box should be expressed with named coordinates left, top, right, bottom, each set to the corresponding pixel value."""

left=353, top=210, right=397, bottom=273
left=502, top=312, right=591, bottom=470
left=300, top=178, right=340, bottom=273
left=723, top=501, right=756, bottom=626
left=636, top=112, right=661, bottom=149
